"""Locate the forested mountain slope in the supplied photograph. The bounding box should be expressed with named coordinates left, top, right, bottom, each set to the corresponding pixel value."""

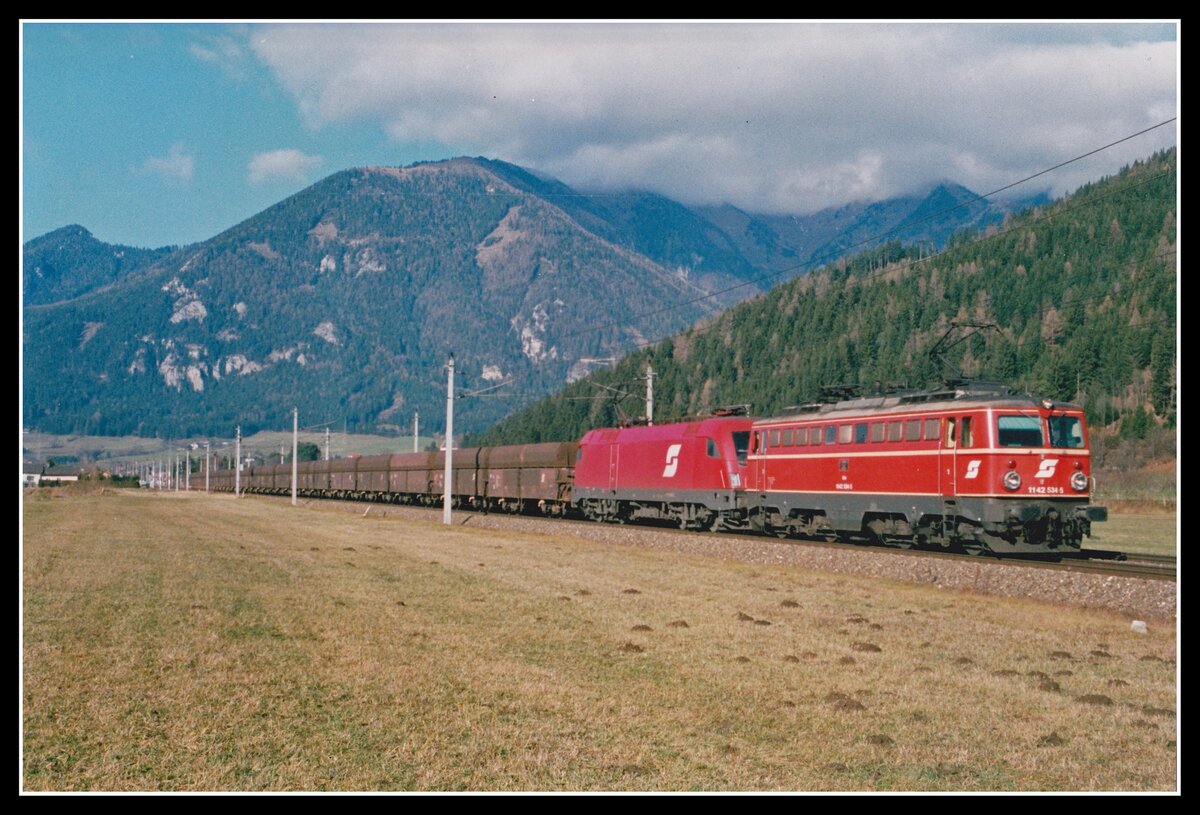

left=480, top=150, right=1176, bottom=446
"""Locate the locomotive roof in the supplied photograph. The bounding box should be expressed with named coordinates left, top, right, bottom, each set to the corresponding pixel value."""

left=764, top=383, right=1082, bottom=423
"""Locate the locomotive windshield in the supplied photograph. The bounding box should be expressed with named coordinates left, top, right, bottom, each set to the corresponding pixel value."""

left=997, top=415, right=1044, bottom=447
left=1048, top=415, right=1086, bottom=448
left=731, top=431, right=750, bottom=467
left=997, top=414, right=1086, bottom=448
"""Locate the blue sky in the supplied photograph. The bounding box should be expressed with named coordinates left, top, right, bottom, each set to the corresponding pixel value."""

left=21, top=22, right=1178, bottom=248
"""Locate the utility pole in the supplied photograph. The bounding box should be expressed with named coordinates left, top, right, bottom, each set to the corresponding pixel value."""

left=414, top=409, right=419, bottom=453
left=646, top=364, right=655, bottom=426
left=444, top=354, right=454, bottom=525
left=324, top=427, right=330, bottom=462
left=292, top=407, right=299, bottom=506
left=235, top=425, right=241, bottom=498
left=205, top=441, right=210, bottom=493
left=174, top=454, right=179, bottom=492
left=185, top=448, right=191, bottom=491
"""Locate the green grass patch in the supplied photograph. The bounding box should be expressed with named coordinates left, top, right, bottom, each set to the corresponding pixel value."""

left=1097, top=511, right=1177, bottom=557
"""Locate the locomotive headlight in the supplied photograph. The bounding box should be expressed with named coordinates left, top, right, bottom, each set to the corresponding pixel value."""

left=1003, top=470, right=1022, bottom=491
left=1070, top=471, right=1089, bottom=492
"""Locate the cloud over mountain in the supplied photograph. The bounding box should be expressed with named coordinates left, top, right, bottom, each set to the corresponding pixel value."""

left=252, top=23, right=1176, bottom=214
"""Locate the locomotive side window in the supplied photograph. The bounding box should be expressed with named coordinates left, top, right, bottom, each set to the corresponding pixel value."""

left=905, top=419, right=922, bottom=441
left=769, top=430, right=781, bottom=448
left=706, top=437, right=720, bottom=459
left=732, top=431, right=750, bottom=466
left=782, top=429, right=793, bottom=447
left=824, top=426, right=837, bottom=445
left=854, top=423, right=868, bottom=443
left=1048, top=415, right=1085, bottom=448
left=753, top=431, right=762, bottom=452
left=960, top=417, right=973, bottom=448
left=795, top=427, right=808, bottom=446
left=810, top=427, right=821, bottom=446
left=838, top=425, right=853, bottom=444
left=924, top=418, right=940, bottom=441
left=869, top=422, right=885, bottom=442
left=997, top=416, right=1044, bottom=447
left=887, top=421, right=903, bottom=442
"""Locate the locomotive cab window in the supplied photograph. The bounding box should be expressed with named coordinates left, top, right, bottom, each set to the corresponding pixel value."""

left=945, top=417, right=957, bottom=448
left=705, top=437, right=720, bottom=459
left=732, top=432, right=750, bottom=466
left=960, top=417, right=973, bottom=448
left=1048, top=415, right=1085, bottom=448
left=997, top=415, right=1044, bottom=447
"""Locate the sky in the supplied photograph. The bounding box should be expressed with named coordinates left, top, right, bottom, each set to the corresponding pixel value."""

left=21, top=21, right=1178, bottom=249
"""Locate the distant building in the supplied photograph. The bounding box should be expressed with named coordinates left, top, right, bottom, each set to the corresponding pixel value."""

left=41, top=464, right=82, bottom=483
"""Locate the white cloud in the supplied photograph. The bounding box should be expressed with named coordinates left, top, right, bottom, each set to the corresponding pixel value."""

left=189, top=33, right=251, bottom=79
left=140, top=142, right=194, bottom=183
left=251, top=23, right=1177, bottom=213
left=247, top=149, right=323, bottom=185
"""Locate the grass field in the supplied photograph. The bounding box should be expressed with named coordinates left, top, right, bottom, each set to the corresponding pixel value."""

left=22, top=490, right=1177, bottom=791
left=1095, top=512, right=1178, bottom=557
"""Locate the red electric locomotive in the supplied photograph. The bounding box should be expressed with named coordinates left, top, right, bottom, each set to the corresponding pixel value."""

left=574, top=415, right=755, bottom=530
left=746, top=383, right=1106, bottom=555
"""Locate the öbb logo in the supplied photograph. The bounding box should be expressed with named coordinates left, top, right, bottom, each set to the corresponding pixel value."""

left=1035, top=459, right=1059, bottom=479
left=662, top=444, right=683, bottom=478
left=964, top=460, right=982, bottom=479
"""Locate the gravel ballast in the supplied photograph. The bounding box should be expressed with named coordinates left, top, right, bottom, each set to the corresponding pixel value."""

left=288, top=497, right=1178, bottom=621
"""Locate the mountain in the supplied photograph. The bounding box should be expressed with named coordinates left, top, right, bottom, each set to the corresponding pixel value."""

left=22, top=225, right=181, bottom=306
left=22, top=159, right=733, bottom=438
left=21, top=156, right=1064, bottom=441
left=696, top=182, right=1047, bottom=276
left=477, top=159, right=762, bottom=295
left=479, top=150, right=1177, bottom=446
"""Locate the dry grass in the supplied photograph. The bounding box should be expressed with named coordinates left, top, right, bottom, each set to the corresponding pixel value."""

left=23, top=492, right=1177, bottom=791
left=1098, top=512, right=1177, bottom=557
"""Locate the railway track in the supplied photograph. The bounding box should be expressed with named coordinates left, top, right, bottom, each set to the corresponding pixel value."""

left=245, top=491, right=1177, bottom=582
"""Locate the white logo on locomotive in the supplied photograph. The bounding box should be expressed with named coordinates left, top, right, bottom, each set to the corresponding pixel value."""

left=1035, top=459, right=1059, bottom=479
left=662, top=444, right=683, bottom=478
left=964, top=460, right=982, bottom=479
